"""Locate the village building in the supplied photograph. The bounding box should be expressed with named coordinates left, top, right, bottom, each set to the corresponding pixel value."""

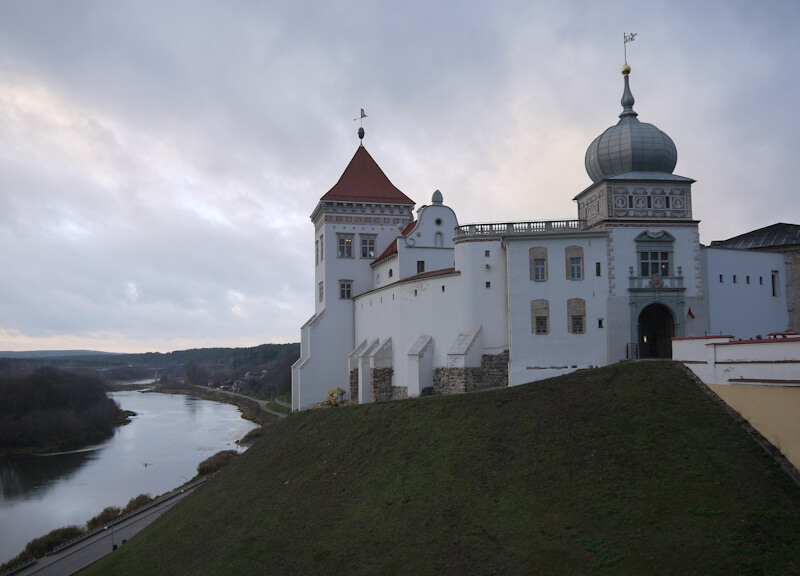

left=291, top=64, right=793, bottom=411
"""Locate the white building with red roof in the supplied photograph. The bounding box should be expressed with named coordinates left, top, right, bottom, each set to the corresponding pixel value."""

left=291, top=66, right=792, bottom=411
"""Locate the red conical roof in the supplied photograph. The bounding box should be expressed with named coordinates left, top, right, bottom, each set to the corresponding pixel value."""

left=320, top=146, right=415, bottom=205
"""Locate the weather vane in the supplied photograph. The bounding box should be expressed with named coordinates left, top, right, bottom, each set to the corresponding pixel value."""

left=623, top=32, right=637, bottom=65
left=354, top=108, right=367, bottom=144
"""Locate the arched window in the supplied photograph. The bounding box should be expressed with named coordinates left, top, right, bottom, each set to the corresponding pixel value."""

left=434, top=232, right=444, bottom=248
left=567, top=298, right=586, bottom=334
left=529, top=247, right=547, bottom=281
left=531, top=299, right=549, bottom=334
left=565, top=246, right=584, bottom=280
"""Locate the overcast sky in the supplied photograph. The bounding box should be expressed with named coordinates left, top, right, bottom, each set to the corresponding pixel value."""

left=1, top=0, right=798, bottom=353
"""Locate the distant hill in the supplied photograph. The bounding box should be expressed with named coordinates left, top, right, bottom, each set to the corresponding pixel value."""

left=0, top=343, right=300, bottom=397
left=0, top=350, right=120, bottom=359
left=83, top=361, right=800, bottom=576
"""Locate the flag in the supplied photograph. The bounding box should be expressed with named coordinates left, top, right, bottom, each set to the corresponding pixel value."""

left=687, top=307, right=695, bottom=319
left=624, top=33, right=637, bottom=43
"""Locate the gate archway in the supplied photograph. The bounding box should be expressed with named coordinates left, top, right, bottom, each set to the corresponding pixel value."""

left=638, top=303, right=675, bottom=359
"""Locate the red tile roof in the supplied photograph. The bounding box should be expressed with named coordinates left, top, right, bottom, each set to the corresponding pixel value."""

left=372, top=240, right=398, bottom=266
left=371, top=220, right=419, bottom=266
left=320, top=146, right=415, bottom=205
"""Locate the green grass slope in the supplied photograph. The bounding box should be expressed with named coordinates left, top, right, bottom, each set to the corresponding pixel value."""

left=82, top=362, right=800, bottom=576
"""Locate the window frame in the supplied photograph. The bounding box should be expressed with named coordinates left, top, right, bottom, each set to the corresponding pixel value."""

left=337, top=234, right=354, bottom=258
left=360, top=234, right=376, bottom=259
left=339, top=280, right=352, bottom=300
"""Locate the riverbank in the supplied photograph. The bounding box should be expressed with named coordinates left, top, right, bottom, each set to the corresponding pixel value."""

left=149, top=383, right=285, bottom=425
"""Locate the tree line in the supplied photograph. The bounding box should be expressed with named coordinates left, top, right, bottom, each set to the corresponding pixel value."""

left=0, top=367, right=128, bottom=455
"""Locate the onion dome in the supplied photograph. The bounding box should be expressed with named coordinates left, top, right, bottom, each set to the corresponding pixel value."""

left=584, top=65, right=677, bottom=183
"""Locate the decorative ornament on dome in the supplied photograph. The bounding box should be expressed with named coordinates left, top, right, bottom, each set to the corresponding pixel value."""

left=354, top=108, right=368, bottom=146
left=583, top=35, right=678, bottom=183
left=431, top=189, right=443, bottom=205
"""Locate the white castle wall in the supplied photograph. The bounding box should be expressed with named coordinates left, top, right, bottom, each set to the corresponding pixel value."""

left=701, top=247, right=788, bottom=339
left=504, top=232, right=608, bottom=385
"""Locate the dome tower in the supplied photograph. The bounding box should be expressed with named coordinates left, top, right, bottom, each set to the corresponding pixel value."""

left=574, top=64, right=695, bottom=229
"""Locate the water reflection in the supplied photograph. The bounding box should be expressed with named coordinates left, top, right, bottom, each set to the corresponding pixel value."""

left=0, top=449, right=97, bottom=501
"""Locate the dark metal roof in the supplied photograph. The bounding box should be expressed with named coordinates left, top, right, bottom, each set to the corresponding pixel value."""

left=711, top=223, right=800, bottom=250
left=585, top=70, right=678, bottom=183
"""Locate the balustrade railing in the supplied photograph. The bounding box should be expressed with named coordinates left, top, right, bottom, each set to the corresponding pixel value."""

left=455, top=220, right=585, bottom=237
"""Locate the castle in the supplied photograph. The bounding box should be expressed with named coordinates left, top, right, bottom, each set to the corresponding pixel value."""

left=291, top=64, right=794, bottom=411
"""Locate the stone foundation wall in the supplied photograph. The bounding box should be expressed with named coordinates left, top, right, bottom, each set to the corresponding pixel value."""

left=433, top=351, right=509, bottom=395
left=349, top=369, right=358, bottom=402
left=371, top=367, right=395, bottom=402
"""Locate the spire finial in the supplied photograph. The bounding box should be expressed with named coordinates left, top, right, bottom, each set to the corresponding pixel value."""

left=620, top=33, right=638, bottom=119
left=354, top=108, right=367, bottom=146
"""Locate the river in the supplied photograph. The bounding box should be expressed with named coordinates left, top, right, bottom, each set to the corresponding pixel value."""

left=0, top=384, right=260, bottom=565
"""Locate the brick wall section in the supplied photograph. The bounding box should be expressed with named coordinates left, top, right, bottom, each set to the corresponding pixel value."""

left=433, top=351, right=509, bottom=395
left=349, top=369, right=358, bottom=402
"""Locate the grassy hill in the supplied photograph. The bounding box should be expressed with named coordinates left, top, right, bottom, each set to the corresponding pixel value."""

left=82, top=361, right=800, bottom=575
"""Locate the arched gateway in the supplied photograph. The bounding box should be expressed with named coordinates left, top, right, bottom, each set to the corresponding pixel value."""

left=638, top=303, right=675, bottom=359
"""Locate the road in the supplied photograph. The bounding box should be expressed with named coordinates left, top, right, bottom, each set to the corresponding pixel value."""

left=13, top=484, right=199, bottom=576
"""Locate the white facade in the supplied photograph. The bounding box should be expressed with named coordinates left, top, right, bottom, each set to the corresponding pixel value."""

left=702, top=247, right=789, bottom=339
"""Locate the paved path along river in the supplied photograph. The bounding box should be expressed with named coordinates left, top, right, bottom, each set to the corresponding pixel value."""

left=13, top=483, right=201, bottom=576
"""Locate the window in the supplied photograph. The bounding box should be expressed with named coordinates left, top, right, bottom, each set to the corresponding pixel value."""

left=627, top=195, right=634, bottom=208
left=596, top=262, right=601, bottom=277
left=485, top=281, right=491, bottom=289
left=360, top=235, right=376, bottom=258
left=665, top=196, right=671, bottom=209
left=733, top=275, right=737, bottom=284
left=529, top=247, right=547, bottom=281
left=441, top=285, right=445, bottom=292
left=746, top=276, right=751, bottom=284
left=485, top=250, right=490, bottom=257
left=339, top=281, right=352, bottom=299
left=760, top=276, right=763, bottom=285
left=569, top=257, right=583, bottom=280
left=533, top=259, right=546, bottom=281
left=720, top=274, right=724, bottom=283
left=772, top=270, right=780, bottom=297
left=318, top=281, right=324, bottom=302
left=634, top=230, right=675, bottom=280
left=315, top=239, right=319, bottom=265
left=639, top=251, right=670, bottom=277
left=567, top=298, right=586, bottom=334
left=337, top=234, right=353, bottom=258
left=435, top=232, right=444, bottom=247
left=565, top=246, right=584, bottom=280
left=646, top=196, right=652, bottom=209
left=388, top=269, right=393, bottom=278
left=319, top=235, right=323, bottom=261
left=531, top=299, right=549, bottom=335
left=598, top=318, right=604, bottom=329
left=417, top=260, right=425, bottom=274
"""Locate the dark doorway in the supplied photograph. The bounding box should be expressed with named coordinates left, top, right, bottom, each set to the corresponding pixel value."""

left=638, top=304, right=674, bottom=359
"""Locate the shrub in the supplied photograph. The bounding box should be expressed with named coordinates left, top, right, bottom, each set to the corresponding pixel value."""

left=0, top=525, right=84, bottom=571
left=197, top=450, right=238, bottom=475
left=86, top=506, right=122, bottom=531
left=122, top=494, right=154, bottom=514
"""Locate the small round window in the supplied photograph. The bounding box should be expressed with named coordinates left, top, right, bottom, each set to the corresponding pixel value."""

left=435, top=218, right=442, bottom=226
